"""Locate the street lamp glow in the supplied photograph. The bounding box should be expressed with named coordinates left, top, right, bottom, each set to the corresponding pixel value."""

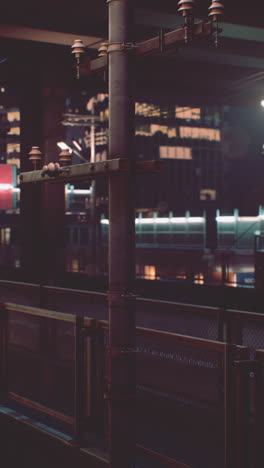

left=261, top=100, right=264, bottom=108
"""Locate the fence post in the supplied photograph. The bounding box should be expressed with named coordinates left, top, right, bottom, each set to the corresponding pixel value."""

left=94, top=324, right=107, bottom=436
left=0, top=303, right=8, bottom=394
left=233, top=348, right=251, bottom=468
left=83, top=318, right=97, bottom=431
left=73, top=315, right=85, bottom=444
left=224, top=343, right=236, bottom=468
left=253, top=350, right=264, bottom=468
left=225, top=312, right=242, bottom=345
left=217, top=308, right=225, bottom=342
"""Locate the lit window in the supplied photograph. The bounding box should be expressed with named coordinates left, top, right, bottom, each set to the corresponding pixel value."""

left=151, top=124, right=168, bottom=135
left=0, top=228, right=10, bottom=245
left=97, top=93, right=108, bottom=102
left=7, top=110, right=20, bottom=122
left=95, top=150, right=107, bottom=162
left=8, top=127, right=20, bottom=135
left=200, top=189, right=217, bottom=201
left=135, top=102, right=161, bottom=117
left=136, top=124, right=151, bottom=136
left=179, top=127, right=221, bottom=141
left=7, top=158, right=20, bottom=169
left=176, top=107, right=201, bottom=120
left=159, top=146, right=192, bottom=159
left=144, top=265, right=156, bottom=280
left=71, top=259, right=79, bottom=272
left=168, top=127, right=177, bottom=138
left=7, top=143, right=20, bottom=154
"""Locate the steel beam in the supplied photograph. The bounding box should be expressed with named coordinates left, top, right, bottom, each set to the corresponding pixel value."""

left=19, top=159, right=161, bottom=184
left=88, top=20, right=211, bottom=74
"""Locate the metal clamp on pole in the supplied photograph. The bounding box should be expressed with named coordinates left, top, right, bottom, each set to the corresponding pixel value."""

left=107, top=41, right=137, bottom=53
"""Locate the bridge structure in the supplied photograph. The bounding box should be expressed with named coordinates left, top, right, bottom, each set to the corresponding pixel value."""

left=1, top=1, right=264, bottom=467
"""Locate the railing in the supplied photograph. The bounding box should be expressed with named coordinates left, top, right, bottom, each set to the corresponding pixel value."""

left=0, top=300, right=256, bottom=468
left=1, top=279, right=264, bottom=350
left=0, top=302, right=97, bottom=444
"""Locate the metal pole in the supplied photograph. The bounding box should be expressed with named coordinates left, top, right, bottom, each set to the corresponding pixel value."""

left=90, top=98, right=97, bottom=276
left=107, top=0, right=136, bottom=467
left=74, top=315, right=85, bottom=444
left=0, top=305, right=8, bottom=394
left=224, top=344, right=236, bottom=468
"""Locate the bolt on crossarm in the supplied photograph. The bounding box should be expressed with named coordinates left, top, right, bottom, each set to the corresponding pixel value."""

left=107, top=0, right=136, bottom=467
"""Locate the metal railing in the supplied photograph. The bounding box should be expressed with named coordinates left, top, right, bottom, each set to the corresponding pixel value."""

left=0, top=302, right=97, bottom=444
left=1, top=279, right=264, bottom=349
left=0, top=300, right=255, bottom=468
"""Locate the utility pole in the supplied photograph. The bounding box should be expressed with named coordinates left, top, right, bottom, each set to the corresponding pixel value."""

left=20, top=2, right=224, bottom=466
left=107, top=1, right=136, bottom=467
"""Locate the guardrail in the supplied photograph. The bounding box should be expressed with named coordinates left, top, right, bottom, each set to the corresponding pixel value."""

left=1, top=279, right=264, bottom=349
left=0, top=302, right=97, bottom=444
left=0, top=289, right=263, bottom=467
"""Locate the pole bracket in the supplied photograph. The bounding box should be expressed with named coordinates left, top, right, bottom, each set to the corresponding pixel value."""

left=107, top=42, right=137, bottom=53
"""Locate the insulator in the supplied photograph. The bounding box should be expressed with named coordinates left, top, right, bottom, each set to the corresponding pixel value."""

left=209, top=1, right=224, bottom=47
left=71, top=40, right=86, bottom=80
left=28, top=146, right=43, bottom=169
left=208, top=1, right=224, bottom=20
left=58, top=149, right=72, bottom=167
left=178, top=0, right=194, bottom=15
left=98, top=42, right=108, bottom=57
left=71, top=40, right=86, bottom=59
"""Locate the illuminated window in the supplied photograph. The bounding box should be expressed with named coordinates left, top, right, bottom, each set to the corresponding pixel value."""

left=8, top=127, right=20, bottom=135
left=99, top=109, right=109, bottom=122
left=7, top=110, right=20, bottom=122
left=176, top=107, right=201, bottom=120
left=168, top=127, right=177, bottom=138
left=0, top=228, right=10, bottom=245
left=95, top=150, right=107, bottom=162
left=149, top=125, right=177, bottom=137
left=151, top=124, right=168, bottom=135
left=136, top=124, right=151, bottom=136
left=97, top=93, right=108, bottom=102
left=71, top=259, right=79, bottom=272
left=144, top=265, right=156, bottom=280
left=179, top=127, right=221, bottom=141
left=7, top=143, right=20, bottom=154
left=159, top=146, right=192, bottom=159
left=200, top=189, right=217, bottom=201
left=7, top=158, right=20, bottom=169
left=135, top=102, right=161, bottom=117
